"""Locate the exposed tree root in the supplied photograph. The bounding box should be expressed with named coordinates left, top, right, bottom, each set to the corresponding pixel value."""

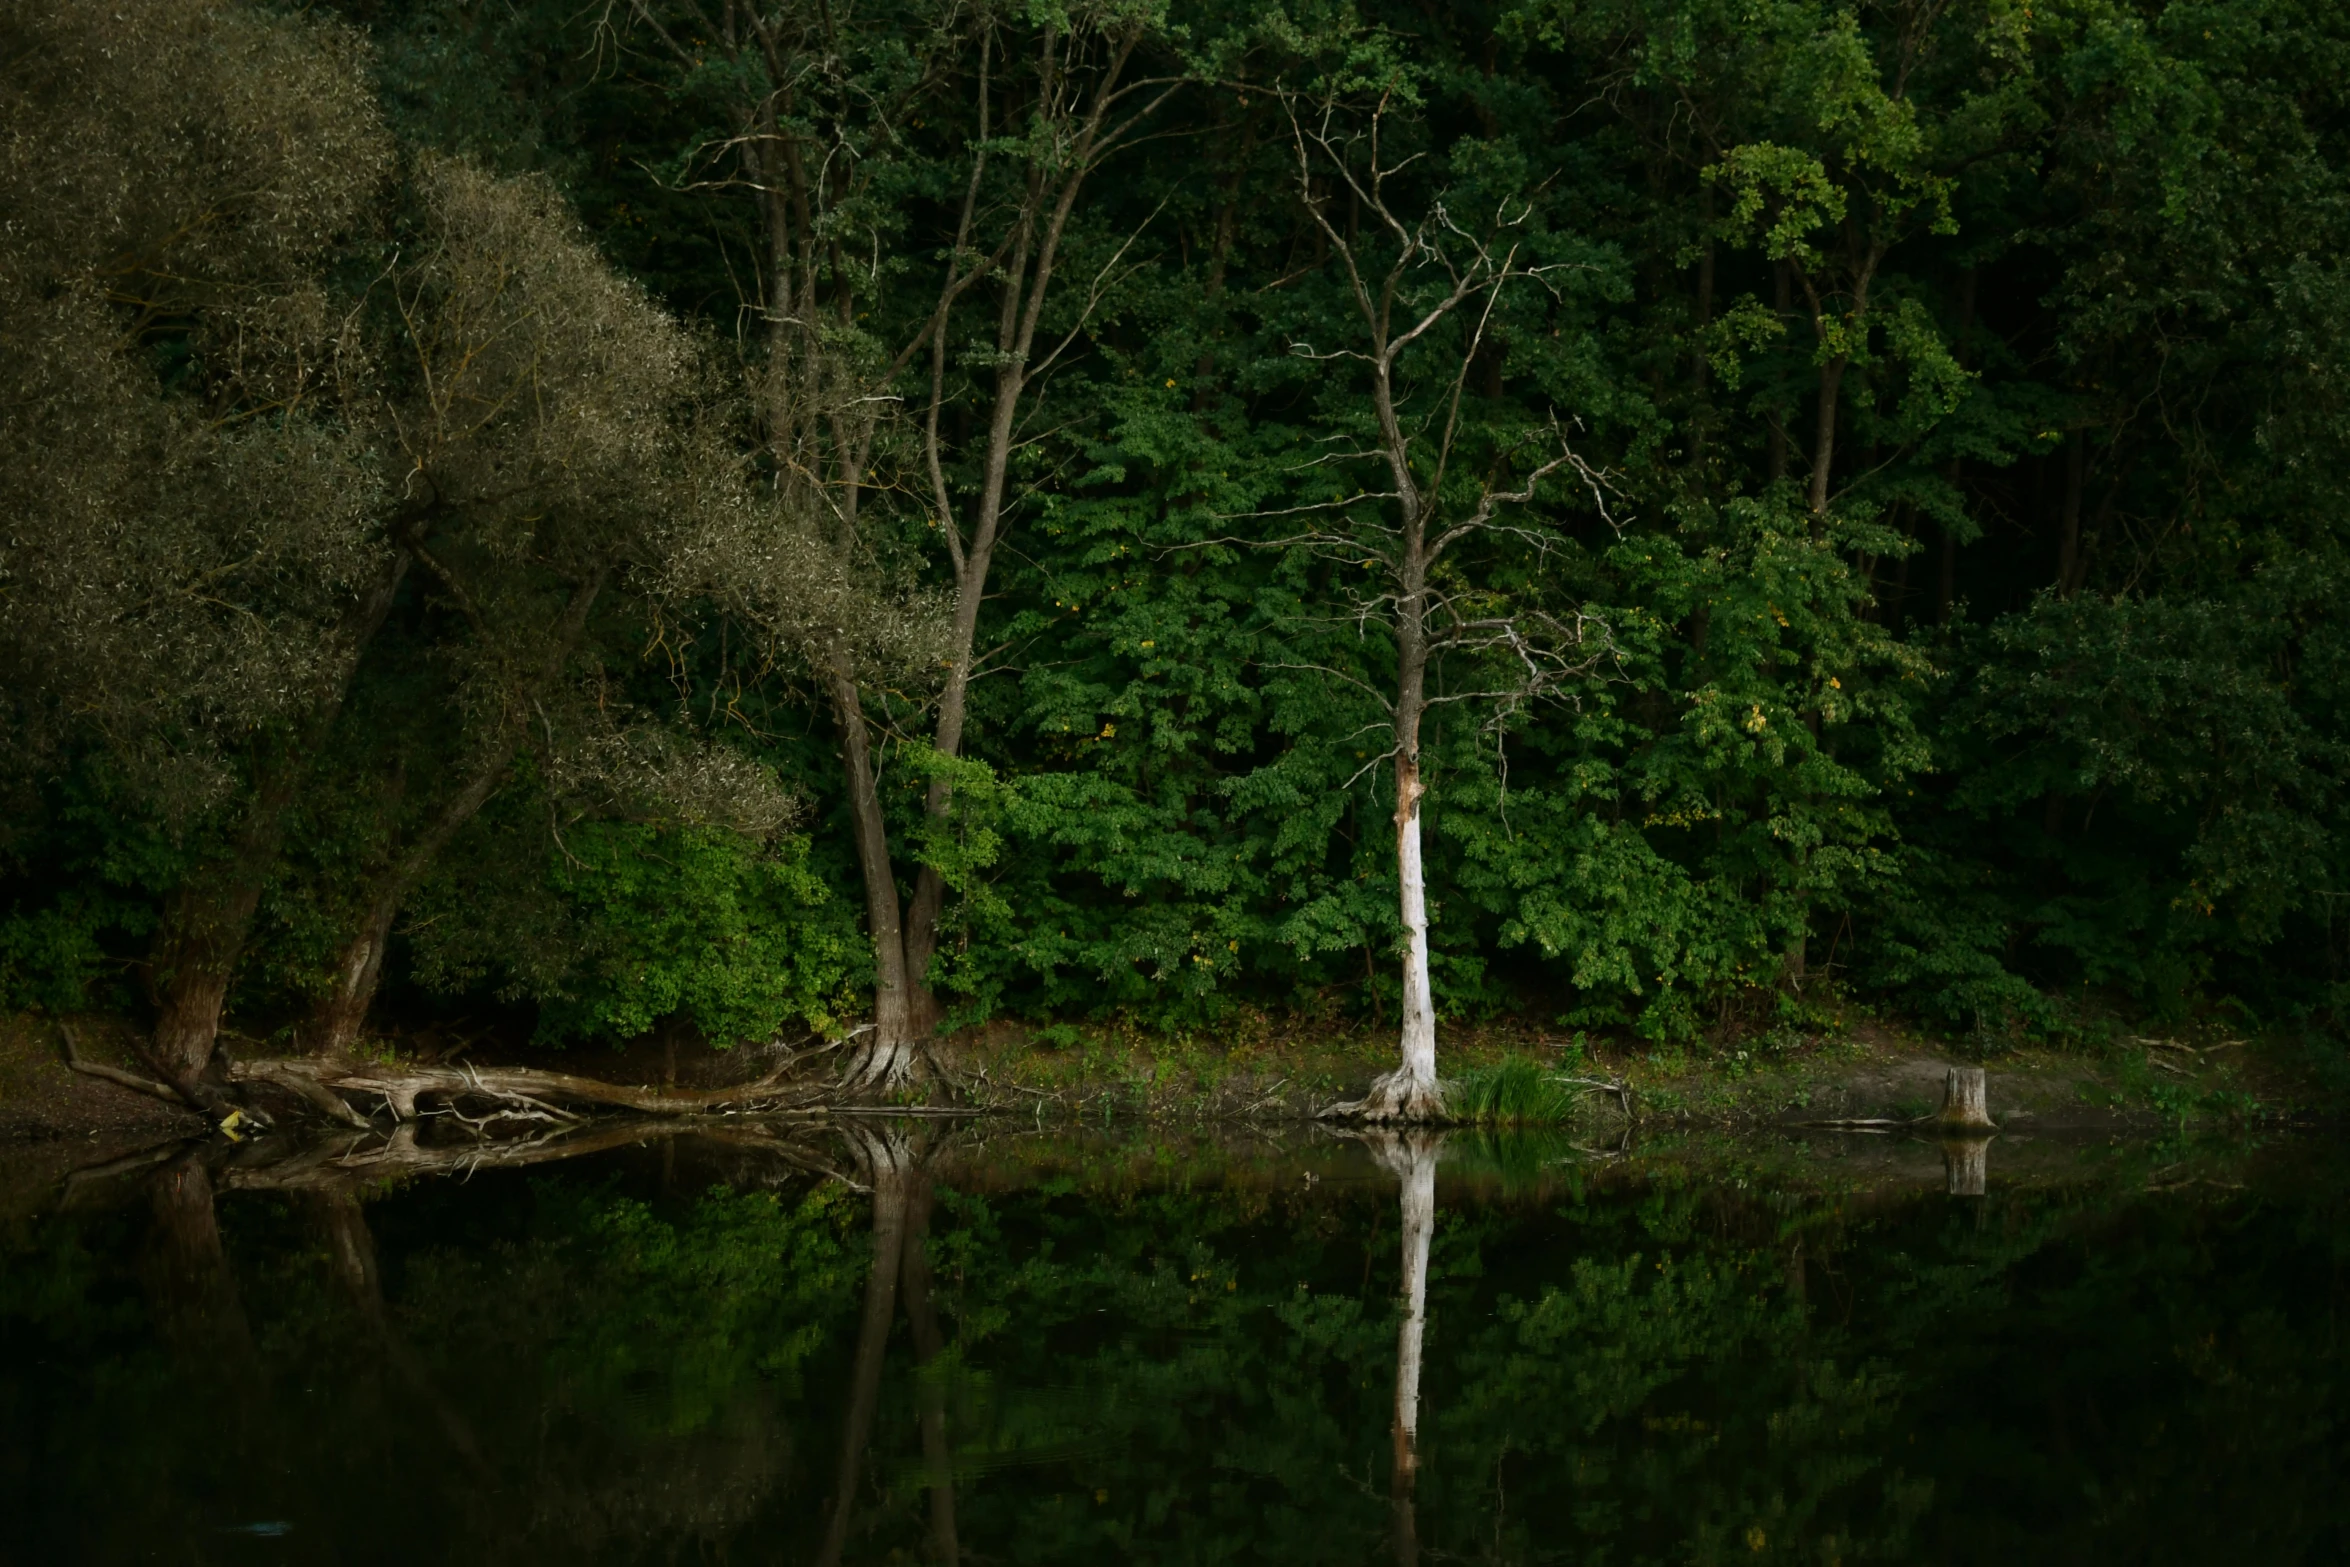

left=1321, top=1066, right=1448, bottom=1125
left=837, top=1027, right=927, bottom=1096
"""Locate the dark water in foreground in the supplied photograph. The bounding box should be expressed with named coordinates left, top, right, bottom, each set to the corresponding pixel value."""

left=2, top=1122, right=2344, bottom=1564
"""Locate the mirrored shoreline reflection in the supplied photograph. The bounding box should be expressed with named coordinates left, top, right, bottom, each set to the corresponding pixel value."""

left=3, top=1122, right=2342, bottom=1565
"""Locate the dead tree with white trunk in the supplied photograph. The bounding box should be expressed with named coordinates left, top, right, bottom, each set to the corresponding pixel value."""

left=1270, top=85, right=1620, bottom=1122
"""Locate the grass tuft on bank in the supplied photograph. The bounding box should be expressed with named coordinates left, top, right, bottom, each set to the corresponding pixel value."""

left=1446, top=1054, right=1585, bottom=1126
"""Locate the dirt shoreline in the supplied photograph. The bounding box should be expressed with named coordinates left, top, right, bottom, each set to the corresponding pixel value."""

left=1, top=1008, right=2331, bottom=1149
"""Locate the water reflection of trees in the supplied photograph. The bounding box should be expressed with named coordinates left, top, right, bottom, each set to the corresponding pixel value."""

left=821, top=1121, right=961, bottom=1565
left=7, top=1129, right=2346, bottom=1563
left=1367, top=1130, right=1439, bottom=1567
left=46, top=1125, right=849, bottom=1562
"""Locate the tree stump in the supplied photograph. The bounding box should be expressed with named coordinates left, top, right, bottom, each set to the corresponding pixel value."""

left=1931, top=1066, right=1996, bottom=1131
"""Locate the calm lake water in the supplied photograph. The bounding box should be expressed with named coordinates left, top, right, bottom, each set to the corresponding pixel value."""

left=2, top=1120, right=2343, bottom=1564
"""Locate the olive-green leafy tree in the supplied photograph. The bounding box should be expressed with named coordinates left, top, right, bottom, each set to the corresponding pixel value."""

left=0, top=0, right=395, bottom=1112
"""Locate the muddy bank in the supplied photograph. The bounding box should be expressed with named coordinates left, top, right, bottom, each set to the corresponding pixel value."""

left=1, top=1008, right=2331, bottom=1147
left=932, top=1014, right=2330, bottom=1136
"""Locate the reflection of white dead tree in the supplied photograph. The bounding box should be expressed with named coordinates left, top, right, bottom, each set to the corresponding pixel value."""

left=1367, top=1129, right=1441, bottom=1564
left=1273, top=88, right=1620, bottom=1123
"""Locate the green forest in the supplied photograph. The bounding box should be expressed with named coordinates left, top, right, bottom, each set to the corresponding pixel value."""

left=5, top=0, right=2346, bottom=1105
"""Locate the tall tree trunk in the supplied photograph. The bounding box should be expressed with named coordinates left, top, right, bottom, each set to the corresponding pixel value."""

left=1689, top=182, right=1716, bottom=483
left=893, top=294, right=1039, bottom=1056
left=833, top=661, right=923, bottom=1088
left=1767, top=261, right=1792, bottom=481
left=1889, top=513, right=1914, bottom=631
left=878, top=29, right=1148, bottom=1079
left=1784, top=895, right=1811, bottom=993
left=714, top=19, right=1157, bottom=1089
left=816, top=1126, right=912, bottom=1567
left=146, top=758, right=304, bottom=1110
left=1937, top=516, right=1959, bottom=624
left=1808, top=357, right=1848, bottom=519
left=1937, top=269, right=1978, bottom=625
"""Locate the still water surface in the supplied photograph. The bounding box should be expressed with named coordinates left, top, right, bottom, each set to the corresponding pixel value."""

left=3, top=1122, right=2344, bottom=1564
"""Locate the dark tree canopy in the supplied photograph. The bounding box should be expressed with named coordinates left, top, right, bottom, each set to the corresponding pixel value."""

left=4, top=0, right=2347, bottom=1077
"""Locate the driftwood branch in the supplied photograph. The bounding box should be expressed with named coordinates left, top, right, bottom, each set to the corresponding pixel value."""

left=1552, top=1074, right=1635, bottom=1119
left=229, top=1054, right=832, bottom=1124
left=58, top=1024, right=186, bottom=1106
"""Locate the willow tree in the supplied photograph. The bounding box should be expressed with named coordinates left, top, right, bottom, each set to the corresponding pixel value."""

left=604, top=0, right=1180, bottom=1086
left=3, top=0, right=808, bottom=1122
left=1270, top=72, right=1617, bottom=1121
left=297, top=156, right=795, bottom=1058
left=0, top=0, right=395, bottom=1117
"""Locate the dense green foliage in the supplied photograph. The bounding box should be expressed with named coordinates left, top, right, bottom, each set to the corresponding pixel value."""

left=6, top=0, right=2348, bottom=1053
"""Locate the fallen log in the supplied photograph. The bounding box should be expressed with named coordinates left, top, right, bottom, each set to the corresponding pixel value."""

left=228, top=1054, right=831, bottom=1126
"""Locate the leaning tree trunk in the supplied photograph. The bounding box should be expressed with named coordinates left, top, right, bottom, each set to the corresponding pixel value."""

left=305, top=747, right=512, bottom=1056
left=144, top=757, right=308, bottom=1121
left=830, top=660, right=925, bottom=1090
left=306, top=567, right=597, bottom=1057
left=147, top=555, right=408, bottom=1118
